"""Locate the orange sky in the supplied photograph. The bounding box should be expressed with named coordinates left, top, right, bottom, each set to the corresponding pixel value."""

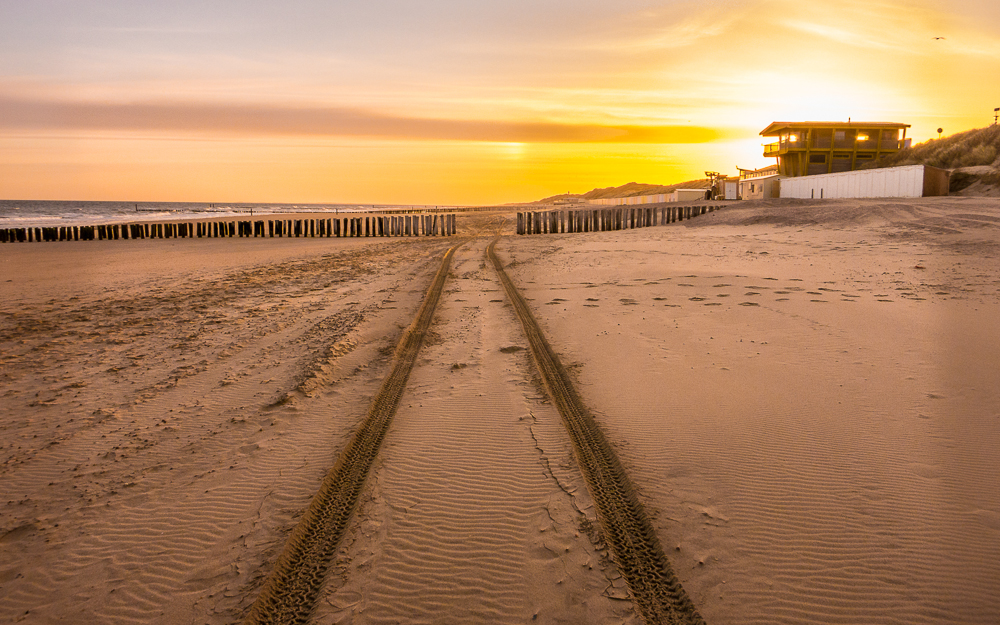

left=2, top=0, right=999, bottom=205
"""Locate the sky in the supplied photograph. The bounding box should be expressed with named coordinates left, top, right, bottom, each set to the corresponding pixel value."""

left=2, top=0, right=1000, bottom=205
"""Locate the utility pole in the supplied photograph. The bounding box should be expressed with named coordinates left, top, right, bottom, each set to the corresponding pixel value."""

left=994, top=107, right=999, bottom=126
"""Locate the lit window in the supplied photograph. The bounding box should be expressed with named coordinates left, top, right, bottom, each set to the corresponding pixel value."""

left=790, top=134, right=798, bottom=142
left=857, top=133, right=869, bottom=141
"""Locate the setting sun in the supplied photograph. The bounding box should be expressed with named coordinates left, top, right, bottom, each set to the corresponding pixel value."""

left=2, top=0, right=1000, bottom=203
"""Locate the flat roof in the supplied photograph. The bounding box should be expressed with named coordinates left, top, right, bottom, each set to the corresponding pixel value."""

left=738, top=164, right=778, bottom=173
left=761, top=121, right=910, bottom=136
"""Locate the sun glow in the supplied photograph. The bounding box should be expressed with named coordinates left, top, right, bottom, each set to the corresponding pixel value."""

left=2, top=0, right=999, bottom=204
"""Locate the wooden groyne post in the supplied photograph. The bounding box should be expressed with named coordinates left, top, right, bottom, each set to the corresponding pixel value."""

left=1, top=213, right=458, bottom=244
left=515, top=204, right=720, bottom=235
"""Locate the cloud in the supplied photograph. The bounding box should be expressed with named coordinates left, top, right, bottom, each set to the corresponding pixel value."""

left=775, top=0, right=1000, bottom=58
left=0, top=97, right=730, bottom=144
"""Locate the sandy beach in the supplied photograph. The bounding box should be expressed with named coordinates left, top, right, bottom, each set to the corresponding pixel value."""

left=2, top=200, right=999, bottom=624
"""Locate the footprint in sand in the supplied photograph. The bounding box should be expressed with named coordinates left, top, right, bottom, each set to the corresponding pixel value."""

left=739, top=302, right=760, bottom=307
left=689, top=297, right=706, bottom=301
left=619, top=298, right=638, bottom=305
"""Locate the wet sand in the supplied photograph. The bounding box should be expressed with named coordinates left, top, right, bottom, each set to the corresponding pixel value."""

left=2, top=199, right=999, bottom=623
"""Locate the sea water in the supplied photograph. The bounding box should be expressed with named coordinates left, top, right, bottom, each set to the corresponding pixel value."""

left=0, top=200, right=453, bottom=228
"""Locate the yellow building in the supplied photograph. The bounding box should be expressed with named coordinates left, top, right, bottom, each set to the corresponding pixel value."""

left=761, top=121, right=910, bottom=177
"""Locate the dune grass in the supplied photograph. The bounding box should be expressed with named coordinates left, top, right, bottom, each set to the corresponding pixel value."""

left=865, top=125, right=1000, bottom=170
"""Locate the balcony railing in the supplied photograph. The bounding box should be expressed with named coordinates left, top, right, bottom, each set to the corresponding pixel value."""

left=764, top=142, right=780, bottom=156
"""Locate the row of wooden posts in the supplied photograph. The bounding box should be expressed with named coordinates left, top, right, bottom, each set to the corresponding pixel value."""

left=516, top=204, right=716, bottom=235
left=0, top=214, right=457, bottom=243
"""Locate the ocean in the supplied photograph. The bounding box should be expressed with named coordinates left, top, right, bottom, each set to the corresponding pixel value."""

left=0, top=200, right=456, bottom=228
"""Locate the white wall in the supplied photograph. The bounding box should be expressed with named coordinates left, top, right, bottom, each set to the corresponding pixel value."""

left=779, top=165, right=927, bottom=199
left=588, top=189, right=710, bottom=205
left=671, top=189, right=708, bottom=202
left=740, top=176, right=781, bottom=200
left=588, top=193, right=669, bottom=206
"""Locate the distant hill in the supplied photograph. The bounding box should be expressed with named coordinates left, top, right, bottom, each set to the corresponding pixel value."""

left=534, top=178, right=711, bottom=204
left=862, top=125, right=1000, bottom=195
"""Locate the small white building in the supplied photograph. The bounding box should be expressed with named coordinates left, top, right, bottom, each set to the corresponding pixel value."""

left=670, top=188, right=710, bottom=202
left=778, top=164, right=950, bottom=199
left=738, top=165, right=782, bottom=200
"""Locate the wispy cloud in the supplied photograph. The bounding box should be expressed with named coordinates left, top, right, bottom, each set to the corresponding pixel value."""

left=776, top=0, right=1000, bottom=57
left=0, top=97, right=732, bottom=144
left=780, top=19, right=898, bottom=51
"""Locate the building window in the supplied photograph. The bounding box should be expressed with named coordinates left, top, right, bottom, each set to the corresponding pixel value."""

left=807, top=153, right=828, bottom=175
left=834, top=130, right=855, bottom=149
left=812, top=129, right=832, bottom=149
left=832, top=153, right=853, bottom=172
left=880, top=128, right=899, bottom=149
left=857, top=130, right=877, bottom=149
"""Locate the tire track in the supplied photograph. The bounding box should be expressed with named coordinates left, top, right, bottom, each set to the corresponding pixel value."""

left=243, top=243, right=461, bottom=625
left=487, top=239, right=706, bottom=625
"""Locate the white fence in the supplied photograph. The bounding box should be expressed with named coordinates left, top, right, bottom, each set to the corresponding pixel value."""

left=588, top=193, right=669, bottom=206
left=587, top=189, right=708, bottom=205
left=779, top=165, right=927, bottom=199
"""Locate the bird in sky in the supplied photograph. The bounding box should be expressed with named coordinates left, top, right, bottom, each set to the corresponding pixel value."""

left=933, top=36, right=946, bottom=40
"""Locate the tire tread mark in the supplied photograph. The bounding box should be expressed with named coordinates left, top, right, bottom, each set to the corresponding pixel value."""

left=243, top=244, right=461, bottom=625
left=487, top=239, right=706, bottom=625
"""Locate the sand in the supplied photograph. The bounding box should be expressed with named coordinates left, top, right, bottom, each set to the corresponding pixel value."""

left=2, top=199, right=999, bottom=623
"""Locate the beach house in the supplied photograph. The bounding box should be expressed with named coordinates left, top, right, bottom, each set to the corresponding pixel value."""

left=761, top=121, right=910, bottom=177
